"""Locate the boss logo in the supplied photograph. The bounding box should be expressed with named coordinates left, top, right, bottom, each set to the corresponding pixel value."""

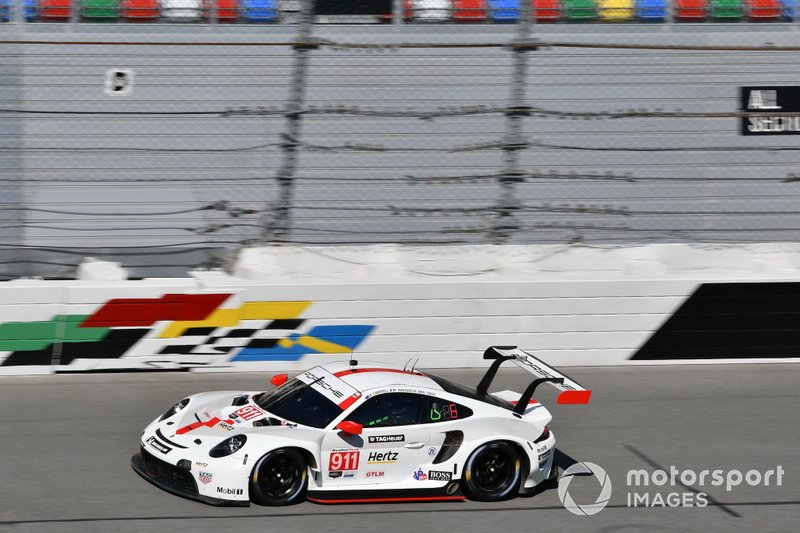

left=428, top=470, right=452, bottom=481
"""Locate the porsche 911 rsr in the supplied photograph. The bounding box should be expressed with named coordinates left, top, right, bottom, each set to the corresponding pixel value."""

left=131, top=346, right=591, bottom=505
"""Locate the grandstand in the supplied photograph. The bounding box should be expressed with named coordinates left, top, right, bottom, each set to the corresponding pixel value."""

left=0, top=0, right=796, bottom=23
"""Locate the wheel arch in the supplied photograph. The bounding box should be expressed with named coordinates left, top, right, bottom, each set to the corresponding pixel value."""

left=501, top=439, right=531, bottom=493
left=461, top=434, right=534, bottom=474
left=289, top=446, right=318, bottom=471
left=249, top=445, right=318, bottom=477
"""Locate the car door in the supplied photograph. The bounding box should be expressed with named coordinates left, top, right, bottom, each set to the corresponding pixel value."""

left=320, top=392, right=434, bottom=486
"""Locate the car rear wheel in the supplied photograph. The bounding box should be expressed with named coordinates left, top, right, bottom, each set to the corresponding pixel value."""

left=461, top=441, right=522, bottom=502
left=249, top=448, right=308, bottom=506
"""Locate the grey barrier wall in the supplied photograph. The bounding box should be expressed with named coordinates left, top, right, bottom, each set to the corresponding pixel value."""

left=1, top=22, right=800, bottom=278
left=0, top=42, right=23, bottom=265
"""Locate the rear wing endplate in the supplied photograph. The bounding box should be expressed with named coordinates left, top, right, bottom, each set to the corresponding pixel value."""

left=478, top=346, right=592, bottom=414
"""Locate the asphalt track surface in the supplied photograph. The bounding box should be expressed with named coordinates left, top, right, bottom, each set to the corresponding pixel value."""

left=1, top=365, right=798, bottom=533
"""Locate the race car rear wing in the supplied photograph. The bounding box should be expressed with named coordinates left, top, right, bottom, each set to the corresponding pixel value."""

left=477, top=346, right=591, bottom=414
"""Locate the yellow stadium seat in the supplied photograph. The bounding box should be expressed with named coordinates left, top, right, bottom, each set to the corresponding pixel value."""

left=597, top=0, right=634, bottom=20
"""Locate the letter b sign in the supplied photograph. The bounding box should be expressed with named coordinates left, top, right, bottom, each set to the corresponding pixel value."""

left=104, top=69, right=134, bottom=96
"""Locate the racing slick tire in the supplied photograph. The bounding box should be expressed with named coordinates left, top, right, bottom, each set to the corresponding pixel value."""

left=249, top=448, right=308, bottom=506
left=461, top=441, right=522, bottom=502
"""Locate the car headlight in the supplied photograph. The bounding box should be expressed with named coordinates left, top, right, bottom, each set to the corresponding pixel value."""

left=159, top=398, right=190, bottom=422
left=209, top=435, right=247, bottom=458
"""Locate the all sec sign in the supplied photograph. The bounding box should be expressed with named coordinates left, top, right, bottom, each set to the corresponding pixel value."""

left=741, top=86, right=800, bottom=135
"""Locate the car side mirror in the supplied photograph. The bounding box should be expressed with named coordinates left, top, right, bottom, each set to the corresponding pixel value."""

left=336, top=420, right=363, bottom=435
left=270, top=373, right=288, bottom=387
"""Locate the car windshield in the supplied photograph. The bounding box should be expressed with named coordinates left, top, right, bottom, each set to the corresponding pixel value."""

left=253, top=379, right=341, bottom=429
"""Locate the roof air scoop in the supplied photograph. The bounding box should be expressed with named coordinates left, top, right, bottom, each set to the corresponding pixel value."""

left=231, top=395, right=249, bottom=406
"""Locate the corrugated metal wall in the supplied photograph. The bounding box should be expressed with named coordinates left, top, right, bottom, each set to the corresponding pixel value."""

left=2, top=24, right=800, bottom=278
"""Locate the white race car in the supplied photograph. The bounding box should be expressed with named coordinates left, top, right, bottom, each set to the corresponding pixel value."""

left=131, top=346, right=591, bottom=505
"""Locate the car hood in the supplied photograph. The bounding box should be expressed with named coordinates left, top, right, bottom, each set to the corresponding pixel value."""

left=156, top=390, right=304, bottom=442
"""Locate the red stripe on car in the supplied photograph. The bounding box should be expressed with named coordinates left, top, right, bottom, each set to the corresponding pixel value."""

left=332, top=368, right=423, bottom=378
left=338, top=394, right=360, bottom=410
left=307, top=495, right=465, bottom=504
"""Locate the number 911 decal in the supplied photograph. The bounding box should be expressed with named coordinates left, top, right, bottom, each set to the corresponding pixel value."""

left=329, top=449, right=360, bottom=471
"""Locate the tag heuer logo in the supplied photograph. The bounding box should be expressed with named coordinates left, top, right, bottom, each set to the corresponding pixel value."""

left=199, top=471, right=213, bottom=485
left=368, top=434, right=405, bottom=443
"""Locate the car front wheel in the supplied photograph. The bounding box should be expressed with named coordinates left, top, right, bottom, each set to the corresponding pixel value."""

left=249, top=448, right=308, bottom=506
left=461, top=441, right=522, bottom=502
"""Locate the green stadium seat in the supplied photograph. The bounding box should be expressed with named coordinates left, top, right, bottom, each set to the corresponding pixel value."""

left=710, top=0, right=744, bottom=18
left=81, top=0, right=120, bottom=19
left=563, top=0, right=597, bottom=19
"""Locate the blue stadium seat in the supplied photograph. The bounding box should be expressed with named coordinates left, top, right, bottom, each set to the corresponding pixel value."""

left=242, top=0, right=278, bottom=22
left=488, top=0, right=519, bottom=20
left=24, top=0, right=37, bottom=20
left=636, top=0, right=667, bottom=19
left=780, top=0, right=794, bottom=18
left=0, top=0, right=10, bottom=21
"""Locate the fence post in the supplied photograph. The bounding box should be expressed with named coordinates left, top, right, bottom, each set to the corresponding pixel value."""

left=263, top=0, right=315, bottom=242
left=492, top=0, right=534, bottom=244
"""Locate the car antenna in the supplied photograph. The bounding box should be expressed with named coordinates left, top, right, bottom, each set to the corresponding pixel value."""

left=349, top=351, right=358, bottom=370
left=410, top=358, right=419, bottom=372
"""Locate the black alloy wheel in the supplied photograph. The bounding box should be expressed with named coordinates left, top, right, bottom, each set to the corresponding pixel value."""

left=461, top=441, right=522, bottom=501
left=249, top=448, right=308, bottom=506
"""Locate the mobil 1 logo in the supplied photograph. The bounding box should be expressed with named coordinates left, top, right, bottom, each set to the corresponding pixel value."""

left=741, top=86, right=800, bottom=135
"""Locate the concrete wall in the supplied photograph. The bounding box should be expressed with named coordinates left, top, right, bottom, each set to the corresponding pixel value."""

left=1, top=24, right=800, bottom=278
left=1, top=243, right=799, bottom=375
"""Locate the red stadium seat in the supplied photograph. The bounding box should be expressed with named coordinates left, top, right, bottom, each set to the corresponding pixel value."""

left=453, top=0, right=487, bottom=21
left=40, top=0, right=72, bottom=20
left=534, top=0, right=562, bottom=21
left=748, top=0, right=781, bottom=19
left=674, top=0, right=708, bottom=20
left=122, top=0, right=159, bottom=20
left=214, top=0, right=238, bottom=20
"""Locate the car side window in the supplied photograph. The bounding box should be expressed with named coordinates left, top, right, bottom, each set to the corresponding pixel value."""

left=348, top=393, right=423, bottom=428
left=423, top=398, right=473, bottom=423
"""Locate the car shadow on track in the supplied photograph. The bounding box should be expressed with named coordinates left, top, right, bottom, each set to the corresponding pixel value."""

left=520, top=448, right=586, bottom=498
